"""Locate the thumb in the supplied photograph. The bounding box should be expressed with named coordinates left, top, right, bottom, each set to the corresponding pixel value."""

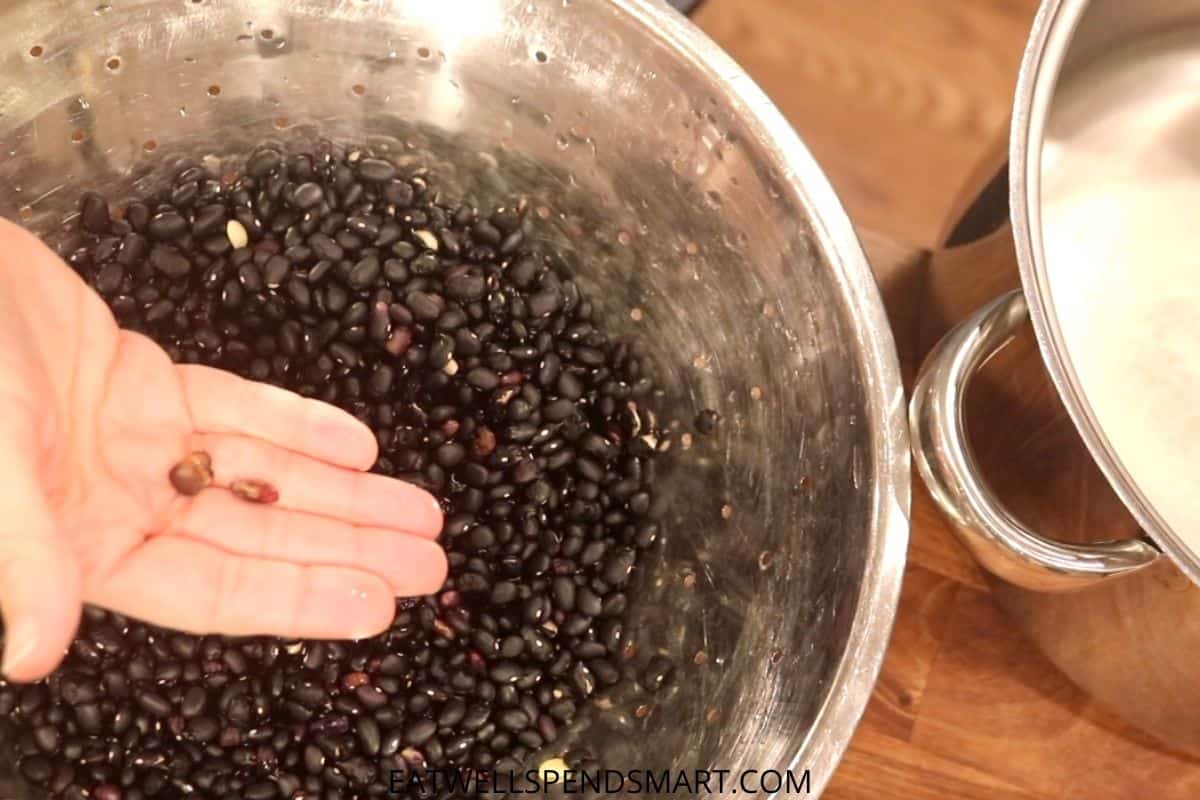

left=0, top=421, right=82, bottom=682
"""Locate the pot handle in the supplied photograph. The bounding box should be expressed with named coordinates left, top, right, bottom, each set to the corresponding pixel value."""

left=909, top=289, right=1161, bottom=592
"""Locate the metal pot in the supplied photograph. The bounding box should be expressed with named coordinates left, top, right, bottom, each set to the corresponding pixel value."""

left=0, top=0, right=909, bottom=795
left=912, top=0, right=1200, bottom=755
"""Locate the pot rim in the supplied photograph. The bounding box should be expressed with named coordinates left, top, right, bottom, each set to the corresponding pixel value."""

left=1010, top=0, right=1200, bottom=585
left=620, top=0, right=910, bottom=791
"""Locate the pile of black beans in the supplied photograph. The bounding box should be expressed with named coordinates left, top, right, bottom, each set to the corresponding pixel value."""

left=0, top=142, right=673, bottom=800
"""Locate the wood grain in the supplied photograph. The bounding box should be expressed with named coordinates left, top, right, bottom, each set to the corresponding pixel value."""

left=696, top=0, right=1037, bottom=248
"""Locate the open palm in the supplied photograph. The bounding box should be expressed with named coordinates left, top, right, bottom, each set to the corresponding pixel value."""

left=0, top=219, right=446, bottom=682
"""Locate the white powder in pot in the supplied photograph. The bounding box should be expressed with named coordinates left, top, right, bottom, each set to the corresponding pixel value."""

left=1041, top=34, right=1200, bottom=548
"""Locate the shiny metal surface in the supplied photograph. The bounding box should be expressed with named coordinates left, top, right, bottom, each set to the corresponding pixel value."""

left=1011, top=0, right=1200, bottom=583
left=910, top=290, right=1160, bottom=592
left=0, top=0, right=910, bottom=796
left=914, top=0, right=1200, bottom=756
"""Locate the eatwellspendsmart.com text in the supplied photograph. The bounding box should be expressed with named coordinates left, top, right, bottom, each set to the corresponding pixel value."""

left=387, top=768, right=813, bottom=795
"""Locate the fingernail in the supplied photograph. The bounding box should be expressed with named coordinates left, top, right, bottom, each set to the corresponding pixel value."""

left=2, top=618, right=38, bottom=679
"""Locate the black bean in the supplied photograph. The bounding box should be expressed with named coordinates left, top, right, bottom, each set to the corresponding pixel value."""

left=496, top=709, right=529, bottom=732
left=461, top=705, right=490, bottom=731
left=446, top=272, right=486, bottom=301
left=551, top=576, right=577, bottom=610
left=557, top=371, right=584, bottom=400
left=368, top=364, right=394, bottom=398
left=149, top=247, right=191, bottom=278
left=293, top=182, right=324, bottom=209
left=577, top=587, right=603, bottom=616
left=406, top=290, right=442, bottom=321
left=20, top=755, right=52, bottom=782
left=180, top=686, right=207, bottom=717
left=349, top=255, right=381, bottom=289
left=246, top=148, right=283, bottom=177
left=465, top=368, right=499, bottom=391
left=326, top=342, right=358, bottom=368
left=695, top=408, right=721, bottom=434
left=32, top=724, right=60, bottom=753
left=147, top=211, right=188, bottom=240
left=80, top=192, right=113, bottom=234
left=570, top=662, right=596, bottom=697
left=135, top=692, right=171, bottom=718
left=602, top=547, right=637, bottom=585
left=527, top=287, right=563, bottom=317
left=263, top=254, right=290, bottom=287
left=187, top=716, right=219, bottom=742
left=308, top=233, right=344, bottom=261
left=640, top=655, right=675, bottom=693
left=304, top=744, right=326, bottom=775
left=95, top=262, right=125, bottom=295
left=285, top=275, right=312, bottom=308
left=508, top=256, right=540, bottom=288
left=490, top=581, right=517, bottom=604
left=245, top=780, right=278, bottom=799
left=192, top=204, right=227, bottom=237
left=357, top=158, right=397, bottom=182
left=236, top=261, right=263, bottom=292
left=308, top=259, right=334, bottom=284
left=404, top=719, right=436, bottom=746
left=354, top=716, right=381, bottom=756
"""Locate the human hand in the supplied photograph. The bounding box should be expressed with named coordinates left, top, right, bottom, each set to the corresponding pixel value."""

left=0, top=219, right=447, bottom=682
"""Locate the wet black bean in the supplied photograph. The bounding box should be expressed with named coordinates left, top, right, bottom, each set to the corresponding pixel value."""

left=640, top=655, right=676, bottom=693
left=446, top=273, right=486, bottom=301
left=131, top=691, right=170, bottom=723
left=246, top=148, right=283, bottom=177
left=465, top=368, right=499, bottom=391
left=496, top=709, right=529, bottom=732
left=308, top=233, right=344, bottom=261
left=349, top=255, right=381, bottom=289
left=95, top=262, right=125, bottom=295
left=508, top=255, right=540, bottom=288
left=405, top=290, right=442, bottom=321
left=78, top=192, right=113, bottom=234
left=695, top=408, right=721, bottom=434
left=576, top=586, right=603, bottom=616
left=602, top=547, right=637, bottom=585
left=570, top=662, right=596, bottom=697
left=403, top=718, right=436, bottom=746
left=293, top=182, right=325, bottom=210
left=357, top=158, right=397, bottom=182
left=557, top=371, right=584, bottom=400
left=262, top=254, right=290, bottom=287
left=147, top=211, right=188, bottom=240
left=149, top=247, right=190, bottom=278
